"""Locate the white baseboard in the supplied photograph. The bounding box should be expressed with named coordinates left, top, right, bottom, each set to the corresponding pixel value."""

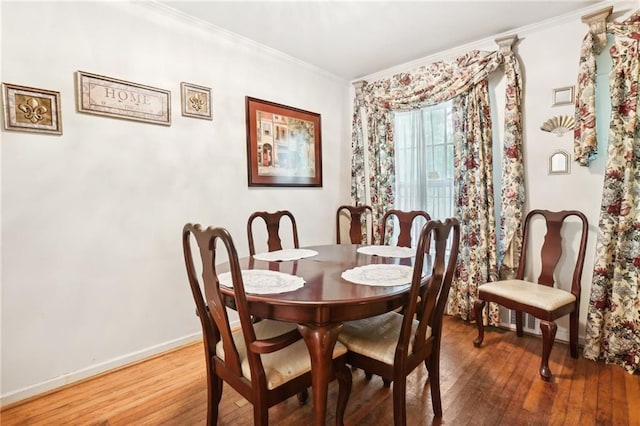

left=1, top=331, right=204, bottom=407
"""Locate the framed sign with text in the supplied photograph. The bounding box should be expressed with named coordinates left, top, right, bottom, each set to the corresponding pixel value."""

left=75, top=71, right=171, bottom=126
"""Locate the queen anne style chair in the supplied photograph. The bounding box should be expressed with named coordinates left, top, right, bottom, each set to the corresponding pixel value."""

left=473, top=209, right=589, bottom=381
left=338, top=218, right=460, bottom=424
left=247, top=210, right=300, bottom=256
left=336, top=204, right=374, bottom=244
left=183, top=224, right=351, bottom=425
left=380, top=209, right=432, bottom=252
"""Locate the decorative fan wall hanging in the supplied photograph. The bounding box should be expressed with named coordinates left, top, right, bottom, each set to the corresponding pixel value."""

left=540, top=115, right=575, bottom=136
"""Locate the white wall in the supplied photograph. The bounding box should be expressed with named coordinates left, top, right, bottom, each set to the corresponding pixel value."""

left=0, top=1, right=351, bottom=404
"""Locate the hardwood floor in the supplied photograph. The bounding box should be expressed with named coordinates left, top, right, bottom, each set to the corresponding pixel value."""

left=3, top=316, right=639, bottom=425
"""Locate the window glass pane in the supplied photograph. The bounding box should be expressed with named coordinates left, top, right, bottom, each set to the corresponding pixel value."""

left=394, top=101, right=454, bottom=247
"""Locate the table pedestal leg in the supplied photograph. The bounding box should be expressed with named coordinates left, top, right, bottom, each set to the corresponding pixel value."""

left=297, top=323, right=343, bottom=426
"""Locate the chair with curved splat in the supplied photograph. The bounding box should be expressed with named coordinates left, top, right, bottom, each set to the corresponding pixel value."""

left=183, top=224, right=352, bottom=425
left=336, top=205, right=374, bottom=244
left=247, top=210, right=300, bottom=256
left=473, top=209, right=589, bottom=381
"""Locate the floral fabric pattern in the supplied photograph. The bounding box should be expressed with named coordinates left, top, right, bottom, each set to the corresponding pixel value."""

left=574, top=33, right=599, bottom=166
left=447, top=83, right=500, bottom=323
left=499, top=54, right=526, bottom=279
left=351, top=49, right=525, bottom=323
left=351, top=96, right=366, bottom=206
left=583, top=12, right=640, bottom=375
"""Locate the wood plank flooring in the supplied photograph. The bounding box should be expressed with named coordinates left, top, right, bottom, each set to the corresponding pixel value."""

left=3, top=316, right=639, bottom=425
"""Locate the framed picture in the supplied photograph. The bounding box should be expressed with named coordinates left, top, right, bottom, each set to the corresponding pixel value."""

left=2, top=83, right=62, bottom=135
left=552, top=86, right=575, bottom=106
left=245, top=97, right=322, bottom=187
left=180, top=82, right=212, bottom=120
left=75, top=71, right=170, bottom=126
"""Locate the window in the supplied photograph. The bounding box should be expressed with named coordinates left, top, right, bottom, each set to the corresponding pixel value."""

left=393, top=101, right=455, bottom=246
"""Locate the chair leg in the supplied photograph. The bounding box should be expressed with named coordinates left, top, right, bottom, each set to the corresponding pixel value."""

left=539, top=320, right=557, bottom=381
left=206, top=372, right=222, bottom=426
left=515, top=310, right=524, bottom=337
left=569, top=311, right=579, bottom=358
left=382, top=378, right=392, bottom=388
left=392, top=377, right=407, bottom=426
left=335, top=364, right=352, bottom=426
left=254, top=403, right=269, bottom=426
left=473, top=299, right=486, bottom=347
left=427, top=355, right=443, bottom=417
left=297, top=389, right=309, bottom=405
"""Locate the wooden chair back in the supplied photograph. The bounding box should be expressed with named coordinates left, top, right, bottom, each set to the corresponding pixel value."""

left=336, top=204, right=374, bottom=244
left=400, top=218, right=460, bottom=369
left=380, top=209, right=432, bottom=250
left=247, top=210, right=300, bottom=255
left=517, top=209, right=589, bottom=298
left=183, top=225, right=268, bottom=395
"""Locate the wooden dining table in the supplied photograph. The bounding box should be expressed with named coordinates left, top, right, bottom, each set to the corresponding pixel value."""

left=218, top=243, right=429, bottom=426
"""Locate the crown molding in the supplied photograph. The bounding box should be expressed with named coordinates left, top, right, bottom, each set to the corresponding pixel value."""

left=135, top=1, right=348, bottom=83
left=355, top=1, right=626, bottom=82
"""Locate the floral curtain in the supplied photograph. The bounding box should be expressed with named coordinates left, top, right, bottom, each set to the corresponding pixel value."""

left=351, top=48, right=525, bottom=322
left=447, top=81, right=500, bottom=322
left=498, top=53, right=525, bottom=279
left=579, top=11, right=640, bottom=374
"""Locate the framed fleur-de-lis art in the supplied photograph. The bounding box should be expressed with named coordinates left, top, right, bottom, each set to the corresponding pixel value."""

left=2, top=83, right=62, bottom=135
left=180, top=82, right=212, bottom=120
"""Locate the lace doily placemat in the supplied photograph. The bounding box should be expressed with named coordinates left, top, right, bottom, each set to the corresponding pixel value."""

left=341, top=264, right=419, bottom=286
left=218, top=270, right=305, bottom=294
left=357, top=245, right=416, bottom=258
left=253, top=248, right=319, bottom=262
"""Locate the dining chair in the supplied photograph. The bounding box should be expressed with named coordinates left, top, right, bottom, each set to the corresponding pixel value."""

left=338, top=218, right=460, bottom=424
left=247, top=210, right=300, bottom=256
left=336, top=204, right=374, bottom=244
left=473, top=209, right=589, bottom=381
left=380, top=209, right=432, bottom=251
left=183, top=224, right=351, bottom=425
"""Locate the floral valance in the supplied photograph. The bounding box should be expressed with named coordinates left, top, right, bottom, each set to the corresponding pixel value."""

left=358, top=50, right=504, bottom=111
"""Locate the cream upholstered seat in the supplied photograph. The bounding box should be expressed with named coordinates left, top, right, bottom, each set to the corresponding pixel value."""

left=340, top=312, right=423, bottom=365
left=478, top=280, right=576, bottom=312
left=183, top=224, right=351, bottom=425
left=338, top=218, right=460, bottom=425
left=217, top=319, right=347, bottom=390
left=473, top=210, right=589, bottom=381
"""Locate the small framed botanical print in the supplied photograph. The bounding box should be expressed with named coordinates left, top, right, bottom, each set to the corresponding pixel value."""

left=2, top=83, right=62, bottom=135
left=180, top=82, right=212, bottom=120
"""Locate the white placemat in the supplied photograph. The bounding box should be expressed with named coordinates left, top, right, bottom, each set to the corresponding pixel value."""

left=252, top=248, right=318, bottom=262
left=341, top=264, right=421, bottom=286
left=357, top=245, right=416, bottom=258
left=217, top=270, right=305, bottom=294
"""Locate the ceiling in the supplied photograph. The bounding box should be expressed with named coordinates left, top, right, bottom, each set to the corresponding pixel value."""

left=160, top=1, right=603, bottom=80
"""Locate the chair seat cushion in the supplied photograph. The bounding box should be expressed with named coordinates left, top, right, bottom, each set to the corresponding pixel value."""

left=338, top=312, right=427, bottom=365
left=479, top=279, right=576, bottom=311
left=216, top=319, right=347, bottom=390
